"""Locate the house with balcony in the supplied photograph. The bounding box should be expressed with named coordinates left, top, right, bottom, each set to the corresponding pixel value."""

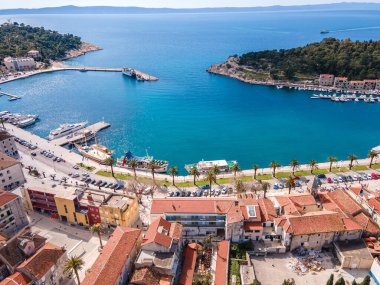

left=0, top=153, right=25, bottom=191
left=319, top=74, right=334, bottom=86
left=0, top=190, right=28, bottom=236
left=334, top=77, right=349, bottom=89
left=131, top=217, right=183, bottom=285
left=0, top=131, right=18, bottom=160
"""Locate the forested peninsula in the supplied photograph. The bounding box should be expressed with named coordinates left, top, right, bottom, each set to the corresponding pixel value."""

left=0, top=22, right=99, bottom=64
left=208, top=38, right=380, bottom=83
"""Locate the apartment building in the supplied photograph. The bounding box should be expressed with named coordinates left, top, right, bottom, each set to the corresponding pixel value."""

left=0, top=153, right=25, bottom=191
left=0, top=190, right=28, bottom=236
left=3, top=57, right=36, bottom=71
left=22, top=181, right=138, bottom=228
left=131, top=217, right=183, bottom=285
left=319, top=74, right=335, bottom=86
left=82, top=227, right=142, bottom=285
left=334, top=77, right=349, bottom=89
left=349, top=80, right=365, bottom=90
left=0, top=131, right=18, bottom=159
left=17, top=243, right=67, bottom=285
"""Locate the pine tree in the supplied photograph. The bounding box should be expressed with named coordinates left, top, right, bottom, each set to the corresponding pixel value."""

left=352, top=280, right=358, bottom=285
left=334, top=277, right=345, bottom=285
left=360, top=276, right=370, bottom=285
left=326, top=274, right=334, bottom=285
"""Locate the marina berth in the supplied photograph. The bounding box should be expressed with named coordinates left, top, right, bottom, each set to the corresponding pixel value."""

left=185, top=159, right=237, bottom=174
left=116, top=150, right=168, bottom=173
left=48, top=121, right=87, bottom=140
left=76, top=143, right=114, bottom=164
left=65, top=129, right=96, bottom=144
left=0, top=112, right=39, bottom=128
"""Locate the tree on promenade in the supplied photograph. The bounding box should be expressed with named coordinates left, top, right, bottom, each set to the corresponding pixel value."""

left=290, top=160, right=299, bottom=175
left=348, top=154, right=358, bottom=170
left=368, top=150, right=378, bottom=168
left=269, top=161, right=280, bottom=178
left=327, top=156, right=337, bottom=172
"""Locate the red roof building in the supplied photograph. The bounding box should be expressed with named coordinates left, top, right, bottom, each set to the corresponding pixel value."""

left=179, top=243, right=201, bottom=285
left=214, top=240, right=230, bottom=285
left=82, top=227, right=141, bottom=285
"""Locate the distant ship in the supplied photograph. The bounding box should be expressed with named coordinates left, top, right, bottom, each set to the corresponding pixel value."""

left=48, top=121, right=87, bottom=140
left=185, top=159, right=238, bottom=174
left=320, top=30, right=330, bottom=34
left=122, top=67, right=143, bottom=80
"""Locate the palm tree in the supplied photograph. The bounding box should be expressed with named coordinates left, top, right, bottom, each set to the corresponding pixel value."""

left=252, top=164, right=259, bottom=180
left=129, top=160, right=138, bottom=179
left=211, top=165, right=220, bottom=176
left=309, top=160, right=318, bottom=174
left=290, top=160, right=299, bottom=175
left=148, top=162, right=157, bottom=184
left=286, top=176, right=296, bottom=194
left=348, top=154, right=358, bottom=170
left=90, top=223, right=104, bottom=249
left=204, top=170, right=216, bottom=197
left=189, top=167, right=200, bottom=185
left=269, top=161, right=280, bottom=178
left=327, top=156, right=337, bottom=172
left=104, top=157, right=116, bottom=177
left=261, top=181, right=270, bottom=198
left=368, top=150, right=378, bottom=168
left=230, top=163, right=241, bottom=179
left=64, top=256, right=84, bottom=285
left=169, top=166, right=178, bottom=186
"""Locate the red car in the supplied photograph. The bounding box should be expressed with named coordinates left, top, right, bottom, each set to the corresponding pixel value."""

left=293, top=176, right=300, bottom=180
left=327, top=177, right=332, bottom=183
left=372, top=173, right=380, bottom=180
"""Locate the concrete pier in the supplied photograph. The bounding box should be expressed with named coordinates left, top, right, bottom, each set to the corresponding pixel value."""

left=51, top=121, right=111, bottom=146
left=0, top=90, right=21, bottom=100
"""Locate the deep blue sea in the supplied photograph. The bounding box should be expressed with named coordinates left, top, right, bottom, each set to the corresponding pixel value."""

left=1, top=10, right=380, bottom=173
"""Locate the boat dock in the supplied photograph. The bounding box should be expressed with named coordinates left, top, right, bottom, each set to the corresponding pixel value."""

left=51, top=121, right=111, bottom=146
left=0, top=90, right=21, bottom=101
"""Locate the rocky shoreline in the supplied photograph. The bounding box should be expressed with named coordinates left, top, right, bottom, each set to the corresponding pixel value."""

left=60, top=42, right=102, bottom=61
left=207, top=56, right=279, bottom=87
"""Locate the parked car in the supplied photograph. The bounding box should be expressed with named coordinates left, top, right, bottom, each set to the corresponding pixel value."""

left=327, top=177, right=332, bottom=183
left=201, top=185, right=210, bottom=190
left=169, top=192, right=175, bottom=197
left=215, top=189, right=221, bottom=196
left=273, top=183, right=279, bottom=190
left=372, top=173, right=380, bottom=179
left=73, top=165, right=80, bottom=170
left=197, top=190, right=203, bottom=197
left=31, top=152, right=36, bottom=156
left=317, top=174, right=326, bottom=179
left=186, top=191, right=191, bottom=197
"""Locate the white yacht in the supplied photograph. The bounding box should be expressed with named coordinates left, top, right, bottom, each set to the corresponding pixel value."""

left=17, top=116, right=38, bottom=128
left=48, top=121, right=87, bottom=140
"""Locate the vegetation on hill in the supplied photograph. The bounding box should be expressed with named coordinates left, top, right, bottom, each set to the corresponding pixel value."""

left=0, top=22, right=81, bottom=63
left=238, top=38, right=380, bottom=81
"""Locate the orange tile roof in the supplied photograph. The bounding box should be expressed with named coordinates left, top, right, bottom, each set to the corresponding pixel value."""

left=0, top=272, right=31, bottom=285
left=142, top=217, right=182, bottom=249
left=367, top=198, right=380, bottom=213
left=0, top=152, right=19, bottom=170
left=82, top=227, right=141, bottom=285
left=320, top=74, right=334, bottom=77
left=243, top=221, right=263, bottom=231
left=130, top=267, right=161, bottom=285
left=179, top=243, right=200, bottom=285
left=281, top=211, right=360, bottom=235
left=319, top=190, right=362, bottom=216
left=17, top=243, right=65, bottom=280
left=0, top=190, right=18, bottom=207
left=275, top=194, right=317, bottom=215
left=353, top=212, right=379, bottom=235
left=215, top=240, right=229, bottom=285
left=335, top=77, right=348, bottom=80
left=258, top=198, right=277, bottom=222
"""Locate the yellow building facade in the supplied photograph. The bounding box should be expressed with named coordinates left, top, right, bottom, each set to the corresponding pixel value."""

left=99, top=195, right=139, bottom=227
left=55, top=195, right=90, bottom=226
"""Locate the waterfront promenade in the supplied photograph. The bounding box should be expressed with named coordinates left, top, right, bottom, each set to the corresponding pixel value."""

left=4, top=123, right=378, bottom=183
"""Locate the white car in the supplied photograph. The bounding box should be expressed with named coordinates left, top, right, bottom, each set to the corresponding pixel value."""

left=215, top=189, right=221, bottom=196
left=71, top=173, right=80, bottom=178
left=221, top=187, right=228, bottom=194
left=352, top=175, right=358, bottom=181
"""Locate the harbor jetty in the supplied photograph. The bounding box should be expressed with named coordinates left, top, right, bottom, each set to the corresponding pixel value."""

left=0, top=65, right=158, bottom=85
left=0, top=90, right=21, bottom=101
left=51, top=121, right=111, bottom=146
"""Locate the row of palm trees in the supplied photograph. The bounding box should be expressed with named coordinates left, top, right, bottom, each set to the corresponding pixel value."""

left=106, top=150, right=378, bottom=187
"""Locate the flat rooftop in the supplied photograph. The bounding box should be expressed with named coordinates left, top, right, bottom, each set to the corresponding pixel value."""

left=104, top=195, right=134, bottom=210
left=334, top=240, right=373, bottom=260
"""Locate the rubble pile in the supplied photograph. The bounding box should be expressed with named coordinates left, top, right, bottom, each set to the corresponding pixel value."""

left=287, top=249, right=325, bottom=275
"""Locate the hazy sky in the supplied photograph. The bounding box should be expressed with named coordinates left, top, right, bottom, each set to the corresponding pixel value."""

left=2, top=0, right=380, bottom=9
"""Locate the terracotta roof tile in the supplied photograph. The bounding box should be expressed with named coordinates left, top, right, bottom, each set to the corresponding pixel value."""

left=131, top=267, right=161, bottom=285
left=0, top=152, right=19, bottom=170
left=0, top=190, right=18, bottom=207
left=215, top=240, right=229, bottom=285
left=17, top=243, right=66, bottom=280
left=0, top=272, right=31, bottom=285
left=142, top=217, right=182, bottom=249
left=258, top=198, right=277, bottom=222
left=243, top=221, right=263, bottom=231
left=179, top=243, right=200, bottom=285
left=82, top=227, right=141, bottom=285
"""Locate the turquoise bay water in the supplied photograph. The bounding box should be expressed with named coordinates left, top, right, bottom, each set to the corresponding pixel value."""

left=1, top=10, right=380, bottom=173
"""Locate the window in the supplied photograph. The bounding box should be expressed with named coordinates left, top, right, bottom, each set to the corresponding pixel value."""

left=64, top=205, right=68, bottom=214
